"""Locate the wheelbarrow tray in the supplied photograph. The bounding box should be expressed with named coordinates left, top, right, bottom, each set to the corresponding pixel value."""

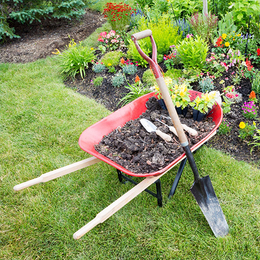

left=79, top=90, right=222, bottom=177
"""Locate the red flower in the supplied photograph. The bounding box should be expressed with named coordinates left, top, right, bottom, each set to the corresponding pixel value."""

left=245, top=58, right=253, bottom=71
left=257, top=48, right=260, bottom=56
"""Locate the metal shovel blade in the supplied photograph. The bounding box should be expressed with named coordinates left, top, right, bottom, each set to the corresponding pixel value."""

left=190, top=175, right=229, bottom=237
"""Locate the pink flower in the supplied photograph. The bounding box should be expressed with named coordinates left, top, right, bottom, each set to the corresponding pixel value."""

left=98, top=36, right=104, bottom=42
left=110, top=30, right=116, bottom=36
left=226, top=93, right=235, bottom=99
left=106, top=33, right=111, bottom=39
left=100, top=31, right=107, bottom=37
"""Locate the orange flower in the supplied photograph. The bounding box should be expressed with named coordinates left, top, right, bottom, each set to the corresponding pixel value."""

left=120, top=57, right=125, bottom=64
left=249, top=91, right=256, bottom=100
left=135, top=75, right=140, bottom=83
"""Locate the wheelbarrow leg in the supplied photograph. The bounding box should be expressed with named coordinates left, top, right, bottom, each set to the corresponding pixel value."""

left=168, top=158, right=187, bottom=199
left=116, top=170, right=163, bottom=207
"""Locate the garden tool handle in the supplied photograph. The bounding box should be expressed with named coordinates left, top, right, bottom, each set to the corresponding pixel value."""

left=131, top=30, right=189, bottom=146
left=131, top=29, right=152, bottom=40
left=155, top=130, right=172, bottom=142
left=181, top=124, right=198, bottom=137
left=168, top=126, right=178, bottom=136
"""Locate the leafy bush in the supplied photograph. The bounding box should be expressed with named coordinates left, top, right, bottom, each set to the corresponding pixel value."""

left=169, top=0, right=202, bottom=19
left=188, top=12, right=218, bottom=43
left=164, top=69, right=183, bottom=80
left=92, top=62, right=106, bottom=73
left=142, top=69, right=157, bottom=86
left=136, top=16, right=182, bottom=62
left=229, top=0, right=260, bottom=33
left=218, top=119, right=231, bottom=135
left=101, top=51, right=123, bottom=67
left=118, top=81, right=151, bottom=106
left=252, top=71, right=260, bottom=94
left=127, top=40, right=151, bottom=67
left=59, top=39, right=96, bottom=79
left=176, top=36, right=208, bottom=70
left=93, top=76, right=103, bottom=86
left=1, top=0, right=89, bottom=40
left=111, top=72, right=125, bottom=87
left=198, top=76, right=215, bottom=93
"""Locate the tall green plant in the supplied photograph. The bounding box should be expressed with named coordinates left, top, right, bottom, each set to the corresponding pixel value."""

left=128, top=16, right=182, bottom=64
left=176, top=36, right=208, bottom=70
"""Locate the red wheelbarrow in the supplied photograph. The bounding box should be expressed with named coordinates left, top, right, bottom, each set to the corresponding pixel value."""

left=13, top=30, right=229, bottom=239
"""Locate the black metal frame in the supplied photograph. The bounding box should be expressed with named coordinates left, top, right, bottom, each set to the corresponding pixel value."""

left=116, top=149, right=202, bottom=206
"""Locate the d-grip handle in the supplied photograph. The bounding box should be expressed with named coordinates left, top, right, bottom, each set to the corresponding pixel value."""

left=131, top=29, right=152, bottom=40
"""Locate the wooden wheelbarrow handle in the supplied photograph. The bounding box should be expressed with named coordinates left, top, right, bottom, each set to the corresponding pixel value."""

left=13, top=157, right=101, bottom=191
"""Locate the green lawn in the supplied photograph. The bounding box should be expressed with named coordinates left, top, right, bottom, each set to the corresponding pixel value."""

left=0, top=24, right=260, bottom=260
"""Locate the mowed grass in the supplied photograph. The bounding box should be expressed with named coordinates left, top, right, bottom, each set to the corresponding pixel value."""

left=0, top=44, right=260, bottom=259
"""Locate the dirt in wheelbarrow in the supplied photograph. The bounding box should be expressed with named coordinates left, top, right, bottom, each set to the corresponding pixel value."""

left=95, top=97, right=216, bottom=174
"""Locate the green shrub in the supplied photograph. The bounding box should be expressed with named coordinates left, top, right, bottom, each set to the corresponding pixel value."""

left=93, top=76, right=103, bottom=86
left=111, top=72, right=125, bottom=87
left=198, top=76, right=215, bottom=93
left=127, top=40, right=151, bottom=67
left=122, top=64, right=138, bottom=75
left=252, top=71, right=260, bottom=94
left=142, top=69, right=157, bottom=86
left=1, top=0, right=90, bottom=40
left=118, top=81, right=151, bottom=106
left=59, top=39, right=96, bottom=79
left=92, top=62, right=106, bottom=73
left=176, top=36, right=208, bottom=70
left=136, top=16, right=182, bottom=62
left=101, top=51, right=123, bottom=67
left=164, top=69, right=183, bottom=80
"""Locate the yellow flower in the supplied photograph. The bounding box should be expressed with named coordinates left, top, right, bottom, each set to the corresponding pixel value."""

left=239, top=122, right=246, bottom=129
left=225, top=42, right=230, bottom=47
left=253, top=121, right=256, bottom=126
left=171, top=94, right=176, bottom=100
left=107, top=63, right=112, bottom=66
left=52, top=49, right=60, bottom=55
left=222, top=33, right=227, bottom=40
left=91, top=47, right=94, bottom=50
left=203, top=93, right=210, bottom=102
left=176, top=101, right=180, bottom=107
left=155, top=86, right=160, bottom=92
left=165, top=77, right=172, bottom=86
left=237, top=34, right=241, bottom=37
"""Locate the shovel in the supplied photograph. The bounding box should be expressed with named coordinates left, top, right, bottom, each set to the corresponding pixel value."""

left=131, top=30, right=229, bottom=237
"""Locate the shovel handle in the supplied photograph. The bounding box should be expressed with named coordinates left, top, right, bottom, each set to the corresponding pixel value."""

left=131, top=31, right=188, bottom=146
left=155, top=130, right=172, bottom=142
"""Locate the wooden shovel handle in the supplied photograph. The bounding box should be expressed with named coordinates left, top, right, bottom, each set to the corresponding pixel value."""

left=156, top=77, right=188, bottom=146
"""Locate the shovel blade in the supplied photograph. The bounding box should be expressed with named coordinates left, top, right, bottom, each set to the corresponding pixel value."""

left=190, top=175, right=229, bottom=237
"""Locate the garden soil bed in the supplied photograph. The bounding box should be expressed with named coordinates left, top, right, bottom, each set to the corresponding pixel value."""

left=1, top=9, right=259, bottom=167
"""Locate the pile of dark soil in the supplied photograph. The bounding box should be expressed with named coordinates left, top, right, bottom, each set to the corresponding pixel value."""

left=95, top=97, right=216, bottom=173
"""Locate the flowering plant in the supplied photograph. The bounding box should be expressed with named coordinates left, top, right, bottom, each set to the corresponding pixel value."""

left=169, top=82, right=191, bottom=109
left=242, top=101, right=258, bottom=119
left=222, top=85, right=242, bottom=103
left=163, top=45, right=181, bottom=70
left=103, top=2, right=134, bottom=31
left=249, top=91, right=258, bottom=103
left=238, top=121, right=257, bottom=140
left=190, top=92, right=217, bottom=114
left=218, top=119, right=231, bottom=135
left=98, top=30, right=124, bottom=51
left=154, top=77, right=173, bottom=100
left=215, top=32, right=241, bottom=51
